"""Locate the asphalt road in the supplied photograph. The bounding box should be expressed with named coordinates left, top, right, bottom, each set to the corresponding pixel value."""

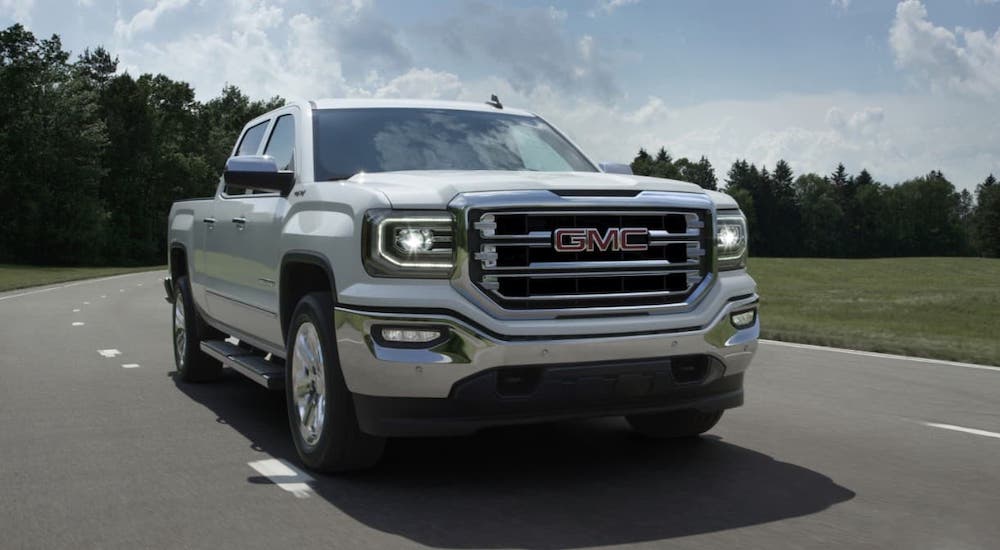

left=1, top=271, right=998, bottom=550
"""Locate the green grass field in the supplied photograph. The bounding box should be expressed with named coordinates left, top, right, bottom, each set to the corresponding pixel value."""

left=751, top=257, right=1000, bottom=366
left=0, top=264, right=165, bottom=293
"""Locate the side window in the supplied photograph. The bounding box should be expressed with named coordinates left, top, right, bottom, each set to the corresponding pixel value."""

left=226, top=120, right=270, bottom=195
left=264, top=114, right=295, bottom=172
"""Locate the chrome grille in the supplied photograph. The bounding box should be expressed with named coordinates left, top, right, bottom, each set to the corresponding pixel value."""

left=468, top=208, right=711, bottom=310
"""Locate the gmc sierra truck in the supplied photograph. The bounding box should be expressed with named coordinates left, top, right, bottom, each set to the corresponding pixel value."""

left=165, top=98, right=758, bottom=472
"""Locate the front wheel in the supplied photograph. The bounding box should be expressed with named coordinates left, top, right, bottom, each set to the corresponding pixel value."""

left=285, top=292, right=385, bottom=473
left=626, top=409, right=724, bottom=438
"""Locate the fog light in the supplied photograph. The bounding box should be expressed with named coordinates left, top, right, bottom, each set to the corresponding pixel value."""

left=375, top=325, right=447, bottom=348
left=731, top=308, right=757, bottom=329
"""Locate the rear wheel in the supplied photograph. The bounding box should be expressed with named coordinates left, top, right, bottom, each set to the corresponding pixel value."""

left=172, top=275, right=223, bottom=382
left=626, top=409, right=723, bottom=438
left=285, top=292, right=385, bottom=473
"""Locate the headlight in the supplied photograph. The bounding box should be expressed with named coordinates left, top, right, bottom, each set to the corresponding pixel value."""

left=716, top=211, right=748, bottom=271
left=363, top=210, right=455, bottom=278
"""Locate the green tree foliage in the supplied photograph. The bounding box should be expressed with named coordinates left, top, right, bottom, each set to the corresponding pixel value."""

left=889, top=171, right=969, bottom=256
left=794, top=173, right=845, bottom=257
left=0, top=25, right=283, bottom=265
left=635, top=140, right=988, bottom=257
left=631, top=148, right=717, bottom=190
left=0, top=25, right=107, bottom=264
left=972, top=175, right=1000, bottom=257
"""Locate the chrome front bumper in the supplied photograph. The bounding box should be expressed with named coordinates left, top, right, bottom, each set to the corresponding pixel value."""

left=334, top=293, right=758, bottom=399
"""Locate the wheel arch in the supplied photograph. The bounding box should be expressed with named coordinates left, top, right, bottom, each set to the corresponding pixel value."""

left=169, top=242, right=189, bottom=283
left=280, top=251, right=338, bottom=343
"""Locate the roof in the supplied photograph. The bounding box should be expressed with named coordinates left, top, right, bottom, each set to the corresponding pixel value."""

left=303, top=98, right=536, bottom=117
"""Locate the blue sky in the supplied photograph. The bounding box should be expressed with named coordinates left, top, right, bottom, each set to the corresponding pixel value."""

left=3, top=0, right=999, bottom=191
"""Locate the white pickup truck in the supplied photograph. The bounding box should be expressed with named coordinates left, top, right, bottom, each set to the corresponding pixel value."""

left=165, top=98, right=758, bottom=472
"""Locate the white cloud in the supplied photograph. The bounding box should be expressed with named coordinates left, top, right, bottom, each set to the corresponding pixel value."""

left=114, top=0, right=190, bottom=40
left=432, top=4, right=621, bottom=100
left=825, top=106, right=884, bottom=136
left=117, top=0, right=350, bottom=101
left=589, top=0, right=641, bottom=17
left=890, top=0, right=1000, bottom=97
left=831, top=0, right=850, bottom=10
left=375, top=68, right=463, bottom=99
left=0, top=0, right=33, bottom=22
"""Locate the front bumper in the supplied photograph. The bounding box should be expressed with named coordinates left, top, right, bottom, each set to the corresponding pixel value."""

left=354, top=367, right=744, bottom=437
left=334, top=282, right=758, bottom=435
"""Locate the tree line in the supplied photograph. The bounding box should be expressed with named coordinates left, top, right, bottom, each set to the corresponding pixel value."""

left=2, top=23, right=998, bottom=266
left=632, top=148, right=1000, bottom=258
left=0, top=24, right=282, bottom=266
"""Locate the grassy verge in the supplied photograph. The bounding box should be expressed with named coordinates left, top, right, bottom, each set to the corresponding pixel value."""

left=0, top=264, right=165, bottom=293
left=751, top=257, right=1000, bottom=366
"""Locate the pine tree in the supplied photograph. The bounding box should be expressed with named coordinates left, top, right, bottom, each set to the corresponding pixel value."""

left=973, top=174, right=1000, bottom=256
left=630, top=148, right=653, bottom=176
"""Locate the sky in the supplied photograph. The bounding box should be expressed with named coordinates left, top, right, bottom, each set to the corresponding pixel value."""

left=2, top=0, right=1000, bottom=191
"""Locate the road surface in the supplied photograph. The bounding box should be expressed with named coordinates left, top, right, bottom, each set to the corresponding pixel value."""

left=1, top=271, right=997, bottom=549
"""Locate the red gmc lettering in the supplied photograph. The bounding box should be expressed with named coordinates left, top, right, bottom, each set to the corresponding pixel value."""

left=553, top=228, right=649, bottom=252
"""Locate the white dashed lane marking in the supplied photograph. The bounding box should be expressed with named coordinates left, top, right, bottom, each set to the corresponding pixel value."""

left=922, top=422, right=1000, bottom=440
left=100, top=295, right=107, bottom=299
left=248, top=459, right=315, bottom=498
left=71, top=322, right=84, bottom=327
left=97, top=349, right=121, bottom=358
left=83, top=301, right=90, bottom=305
left=72, top=309, right=80, bottom=313
left=121, top=364, right=140, bottom=369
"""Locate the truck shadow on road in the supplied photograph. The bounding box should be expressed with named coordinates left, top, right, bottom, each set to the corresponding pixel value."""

left=176, top=372, right=855, bottom=549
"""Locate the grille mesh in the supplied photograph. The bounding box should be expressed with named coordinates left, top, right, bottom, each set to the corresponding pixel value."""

left=469, top=209, right=711, bottom=310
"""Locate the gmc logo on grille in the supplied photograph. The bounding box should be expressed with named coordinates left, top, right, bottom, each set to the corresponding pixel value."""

left=553, top=227, right=649, bottom=252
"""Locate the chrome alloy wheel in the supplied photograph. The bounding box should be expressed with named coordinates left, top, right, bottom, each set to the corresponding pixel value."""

left=173, top=297, right=187, bottom=369
left=291, top=322, right=327, bottom=447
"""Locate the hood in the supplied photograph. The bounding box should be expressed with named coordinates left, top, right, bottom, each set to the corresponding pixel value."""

left=348, top=170, right=708, bottom=209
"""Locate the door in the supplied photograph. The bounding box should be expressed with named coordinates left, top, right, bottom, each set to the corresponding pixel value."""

left=205, top=112, right=297, bottom=348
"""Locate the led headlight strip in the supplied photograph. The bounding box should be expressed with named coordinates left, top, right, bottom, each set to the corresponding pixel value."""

left=364, top=210, right=455, bottom=277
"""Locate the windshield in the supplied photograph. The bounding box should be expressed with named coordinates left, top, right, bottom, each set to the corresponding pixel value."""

left=312, top=108, right=597, bottom=180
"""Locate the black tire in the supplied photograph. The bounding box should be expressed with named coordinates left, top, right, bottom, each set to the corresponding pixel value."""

left=626, top=409, right=724, bottom=438
left=172, top=275, right=224, bottom=382
left=285, top=292, right=385, bottom=473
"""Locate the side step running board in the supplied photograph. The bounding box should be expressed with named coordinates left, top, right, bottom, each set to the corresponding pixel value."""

left=200, top=340, right=285, bottom=390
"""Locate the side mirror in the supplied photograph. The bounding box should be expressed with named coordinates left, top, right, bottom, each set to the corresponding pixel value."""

left=599, top=162, right=633, bottom=175
left=223, top=156, right=295, bottom=196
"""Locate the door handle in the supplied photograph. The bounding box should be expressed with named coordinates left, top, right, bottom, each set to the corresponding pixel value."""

left=203, top=218, right=216, bottom=224
left=232, top=217, right=246, bottom=230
